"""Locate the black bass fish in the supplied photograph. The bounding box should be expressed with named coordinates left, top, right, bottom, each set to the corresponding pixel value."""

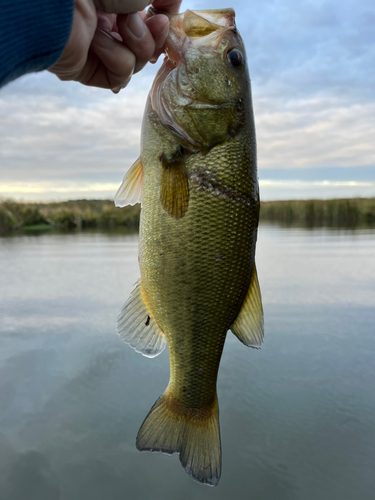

left=115, top=7, right=263, bottom=486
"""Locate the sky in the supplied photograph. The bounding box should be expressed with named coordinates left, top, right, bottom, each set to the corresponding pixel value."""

left=0, top=0, right=374, bottom=202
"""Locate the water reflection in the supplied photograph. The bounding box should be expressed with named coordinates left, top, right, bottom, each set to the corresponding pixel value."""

left=2, top=451, right=60, bottom=500
left=0, top=226, right=374, bottom=499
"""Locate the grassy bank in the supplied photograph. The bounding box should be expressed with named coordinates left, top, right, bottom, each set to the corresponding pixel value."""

left=0, top=199, right=140, bottom=234
left=260, top=198, right=375, bottom=227
left=1, top=197, right=375, bottom=235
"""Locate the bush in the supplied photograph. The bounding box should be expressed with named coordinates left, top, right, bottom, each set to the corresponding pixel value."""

left=260, top=198, right=375, bottom=227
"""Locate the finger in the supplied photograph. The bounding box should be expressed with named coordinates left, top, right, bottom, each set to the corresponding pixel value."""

left=116, top=12, right=165, bottom=73
left=152, top=0, right=182, bottom=14
left=145, top=14, right=169, bottom=61
left=93, top=0, right=152, bottom=14
left=138, top=11, right=169, bottom=64
left=79, top=28, right=136, bottom=90
left=96, top=12, right=116, bottom=32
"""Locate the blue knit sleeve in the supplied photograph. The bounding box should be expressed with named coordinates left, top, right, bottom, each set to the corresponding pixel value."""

left=0, top=0, right=74, bottom=88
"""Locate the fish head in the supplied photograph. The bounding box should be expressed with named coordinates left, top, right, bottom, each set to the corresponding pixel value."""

left=149, top=8, right=252, bottom=150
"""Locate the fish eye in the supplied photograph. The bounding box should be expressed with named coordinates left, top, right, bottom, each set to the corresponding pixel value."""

left=227, top=49, right=243, bottom=68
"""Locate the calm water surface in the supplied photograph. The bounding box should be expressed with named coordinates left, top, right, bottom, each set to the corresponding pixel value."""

left=0, top=225, right=374, bottom=499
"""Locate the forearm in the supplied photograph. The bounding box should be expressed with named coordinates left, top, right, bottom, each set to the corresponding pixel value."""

left=0, top=0, right=74, bottom=87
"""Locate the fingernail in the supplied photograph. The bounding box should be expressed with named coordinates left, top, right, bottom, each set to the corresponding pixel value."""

left=126, top=12, right=146, bottom=39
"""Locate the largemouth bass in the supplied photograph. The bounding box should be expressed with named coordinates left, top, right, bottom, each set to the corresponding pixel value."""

left=115, top=7, right=263, bottom=486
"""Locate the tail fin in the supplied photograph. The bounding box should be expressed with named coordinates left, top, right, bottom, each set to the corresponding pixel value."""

left=136, top=392, right=221, bottom=486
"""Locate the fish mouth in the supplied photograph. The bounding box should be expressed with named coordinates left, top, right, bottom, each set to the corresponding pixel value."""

left=148, top=8, right=236, bottom=66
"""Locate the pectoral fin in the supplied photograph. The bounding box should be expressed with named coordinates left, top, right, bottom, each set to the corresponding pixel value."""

left=116, top=280, right=166, bottom=358
left=231, top=264, right=264, bottom=349
left=160, top=147, right=189, bottom=218
left=114, top=157, right=143, bottom=207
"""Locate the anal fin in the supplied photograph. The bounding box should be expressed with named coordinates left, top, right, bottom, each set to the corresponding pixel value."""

left=114, top=156, right=143, bottom=207
left=116, top=280, right=166, bottom=358
left=231, top=264, right=264, bottom=348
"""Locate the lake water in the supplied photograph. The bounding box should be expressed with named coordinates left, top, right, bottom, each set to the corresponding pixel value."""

left=0, top=224, right=374, bottom=499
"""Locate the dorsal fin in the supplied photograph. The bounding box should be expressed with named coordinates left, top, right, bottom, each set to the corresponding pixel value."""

left=114, top=157, right=143, bottom=207
left=160, top=147, right=189, bottom=218
left=231, top=264, right=264, bottom=349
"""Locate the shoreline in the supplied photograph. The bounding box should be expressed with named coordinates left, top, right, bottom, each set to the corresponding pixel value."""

left=1, top=197, right=375, bottom=234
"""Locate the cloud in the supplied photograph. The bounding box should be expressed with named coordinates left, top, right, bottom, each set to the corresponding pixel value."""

left=239, top=0, right=375, bottom=102
left=255, top=96, right=375, bottom=169
left=3, top=179, right=374, bottom=203
left=1, top=85, right=374, bottom=201
left=261, top=180, right=375, bottom=188
left=259, top=180, right=375, bottom=201
left=0, top=180, right=121, bottom=202
left=0, top=83, right=148, bottom=184
left=0, top=0, right=374, bottom=201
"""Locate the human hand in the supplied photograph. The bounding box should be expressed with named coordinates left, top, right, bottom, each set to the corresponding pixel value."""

left=49, top=0, right=182, bottom=93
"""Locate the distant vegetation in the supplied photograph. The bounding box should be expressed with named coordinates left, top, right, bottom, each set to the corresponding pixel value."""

left=1, top=197, right=375, bottom=235
left=0, top=199, right=140, bottom=234
left=260, top=198, right=375, bottom=227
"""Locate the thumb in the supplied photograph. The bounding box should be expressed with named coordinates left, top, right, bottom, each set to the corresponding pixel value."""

left=93, top=0, right=152, bottom=14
